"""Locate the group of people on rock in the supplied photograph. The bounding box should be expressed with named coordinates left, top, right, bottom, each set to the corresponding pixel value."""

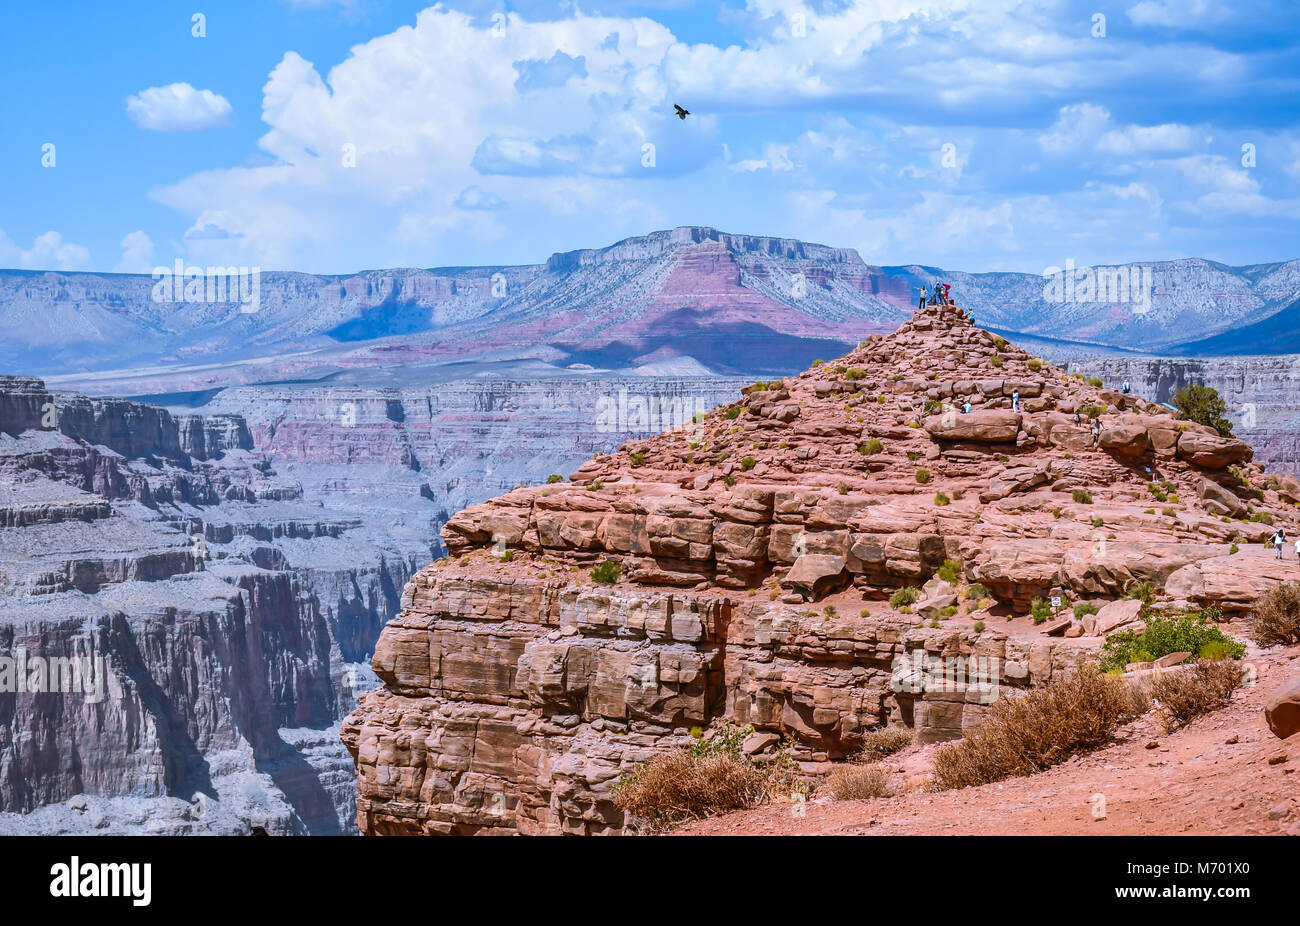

left=917, top=282, right=951, bottom=310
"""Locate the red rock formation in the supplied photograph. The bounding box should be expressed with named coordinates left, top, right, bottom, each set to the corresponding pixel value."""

left=343, top=302, right=1300, bottom=834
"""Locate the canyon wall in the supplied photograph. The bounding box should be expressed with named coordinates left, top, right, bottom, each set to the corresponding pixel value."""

left=0, top=377, right=425, bottom=834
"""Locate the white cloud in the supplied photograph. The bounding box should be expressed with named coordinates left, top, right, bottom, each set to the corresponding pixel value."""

left=114, top=231, right=155, bottom=273
left=0, top=230, right=92, bottom=270
left=125, top=83, right=234, bottom=131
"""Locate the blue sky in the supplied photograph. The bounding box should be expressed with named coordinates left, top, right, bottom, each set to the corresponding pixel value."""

left=2, top=0, right=1299, bottom=275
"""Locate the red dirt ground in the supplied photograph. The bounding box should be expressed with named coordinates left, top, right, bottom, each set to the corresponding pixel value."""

left=678, top=647, right=1300, bottom=836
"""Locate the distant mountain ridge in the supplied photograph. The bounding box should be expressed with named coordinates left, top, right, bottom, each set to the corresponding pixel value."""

left=3, top=226, right=1298, bottom=387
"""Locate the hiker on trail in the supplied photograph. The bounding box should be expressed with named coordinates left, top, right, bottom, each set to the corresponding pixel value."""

left=1275, top=528, right=1287, bottom=560
left=1073, top=411, right=1082, bottom=427
left=1090, top=419, right=1101, bottom=445
left=1121, top=380, right=1131, bottom=394
left=917, top=288, right=927, bottom=311
left=962, top=401, right=972, bottom=414
left=1011, top=390, right=1020, bottom=413
left=1294, top=537, right=1300, bottom=562
left=942, top=283, right=951, bottom=304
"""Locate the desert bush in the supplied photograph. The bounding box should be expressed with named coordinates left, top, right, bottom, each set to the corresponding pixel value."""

left=844, top=368, right=865, bottom=380
left=915, top=468, right=931, bottom=484
left=590, top=560, right=623, bottom=585
left=860, top=438, right=883, bottom=455
left=723, top=406, right=741, bottom=420
left=630, top=451, right=646, bottom=467
left=1026, top=357, right=1043, bottom=372
left=966, top=583, right=989, bottom=600
left=1100, top=611, right=1245, bottom=672
left=890, top=586, right=920, bottom=609
left=1149, top=660, right=1244, bottom=732
left=1030, top=597, right=1054, bottom=624
left=1251, top=582, right=1300, bottom=646
left=1173, top=383, right=1234, bottom=437
left=740, top=456, right=756, bottom=471
left=824, top=764, right=890, bottom=801
left=1074, top=602, right=1099, bottom=619
left=992, top=336, right=1008, bottom=350
left=546, top=473, right=564, bottom=484
left=931, top=668, right=1139, bottom=790
left=1072, top=489, right=1093, bottom=504
left=934, top=492, right=950, bottom=506
left=613, top=723, right=797, bottom=833
left=990, top=355, right=1004, bottom=368
left=1083, top=404, right=1105, bottom=419
left=1087, top=376, right=1104, bottom=388
left=857, top=727, right=913, bottom=761
left=936, top=559, right=962, bottom=584
left=923, top=398, right=943, bottom=415
left=1123, top=580, right=1156, bottom=605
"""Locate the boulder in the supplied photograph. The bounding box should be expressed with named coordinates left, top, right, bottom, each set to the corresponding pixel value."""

left=1277, top=474, right=1300, bottom=504
left=1176, top=432, right=1252, bottom=469
left=1165, top=555, right=1300, bottom=613
left=1099, top=425, right=1151, bottom=460
left=1265, top=676, right=1300, bottom=740
left=783, top=553, right=851, bottom=600
left=916, top=593, right=958, bottom=619
left=1197, top=477, right=1247, bottom=519
left=924, top=410, right=1022, bottom=442
left=1084, top=598, right=1144, bottom=636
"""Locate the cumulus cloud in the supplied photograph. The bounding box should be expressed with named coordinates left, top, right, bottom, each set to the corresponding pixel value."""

left=125, top=83, right=234, bottom=131
left=130, top=2, right=1300, bottom=272
left=0, top=230, right=92, bottom=270
left=114, top=231, right=155, bottom=273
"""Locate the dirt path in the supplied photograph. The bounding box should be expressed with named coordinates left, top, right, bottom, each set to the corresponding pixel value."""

left=678, top=649, right=1300, bottom=836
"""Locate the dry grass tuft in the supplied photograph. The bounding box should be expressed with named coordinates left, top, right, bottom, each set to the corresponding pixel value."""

left=1149, top=660, right=1244, bottom=732
left=932, top=667, right=1140, bottom=791
left=857, top=726, right=913, bottom=761
left=1251, top=582, right=1300, bottom=647
left=825, top=764, right=891, bottom=801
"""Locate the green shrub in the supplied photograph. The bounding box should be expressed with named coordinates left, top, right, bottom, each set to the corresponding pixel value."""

left=1072, top=489, right=1093, bottom=504
left=1083, top=404, right=1105, bottom=419
left=992, top=336, right=1008, bottom=350
left=1100, top=611, right=1245, bottom=672
left=591, top=560, right=623, bottom=585
left=1026, top=358, right=1043, bottom=372
left=1030, top=597, right=1054, bottom=624
left=967, top=583, right=989, bottom=601
left=1087, top=376, right=1103, bottom=388
left=740, top=456, right=756, bottom=471
left=936, top=559, right=962, bottom=584
left=1074, top=602, right=1100, bottom=619
left=724, top=406, right=741, bottom=420
left=934, top=492, right=950, bottom=506
left=1173, top=383, right=1234, bottom=437
left=860, top=438, right=883, bottom=455
left=546, top=473, right=564, bottom=484
left=915, top=468, right=931, bottom=484
left=890, top=586, right=920, bottom=609
left=923, top=398, right=943, bottom=415
left=844, top=368, right=865, bottom=380
left=973, top=620, right=986, bottom=632
left=990, top=355, right=1004, bottom=368
left=630, top=451, right=646, bottom=467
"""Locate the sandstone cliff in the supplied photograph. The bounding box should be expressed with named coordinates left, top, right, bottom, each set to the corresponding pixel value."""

left=343, top=302, right=1300, bottom=835
left=0, top=377, right=427, bottom=834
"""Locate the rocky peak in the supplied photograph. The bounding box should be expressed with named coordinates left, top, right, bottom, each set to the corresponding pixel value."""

left=344, top=303, right=1300, bottom=835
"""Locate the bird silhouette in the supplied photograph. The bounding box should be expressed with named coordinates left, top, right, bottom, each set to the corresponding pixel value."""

left=674, top=104, right=690, bottom=120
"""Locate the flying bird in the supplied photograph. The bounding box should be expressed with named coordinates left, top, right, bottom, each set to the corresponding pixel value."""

left=674, top=104, right=690, bottom=120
